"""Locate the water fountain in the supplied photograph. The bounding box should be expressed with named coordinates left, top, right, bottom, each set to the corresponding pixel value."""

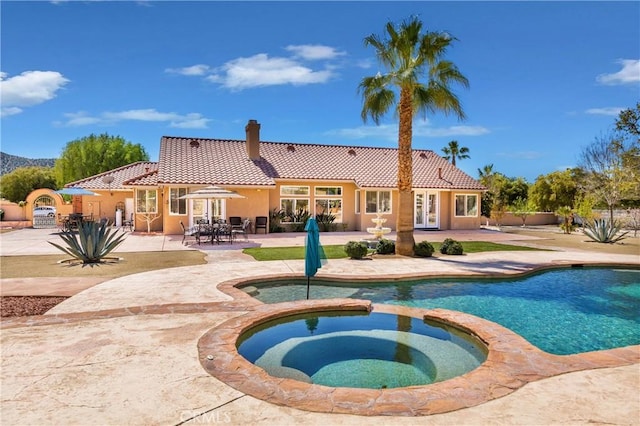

left=363, top=212, right=392, bottom=248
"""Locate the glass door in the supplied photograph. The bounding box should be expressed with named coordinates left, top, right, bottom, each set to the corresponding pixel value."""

left=415, top=191, right=439, bottom=228
left=426, top=192, right=438, bottom=228
left=414, top=192, right=425, bottom=227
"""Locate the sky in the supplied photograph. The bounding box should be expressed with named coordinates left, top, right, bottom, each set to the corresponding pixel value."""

left=1, top=1, right=639, bottom=183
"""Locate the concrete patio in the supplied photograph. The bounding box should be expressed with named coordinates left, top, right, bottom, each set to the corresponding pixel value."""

left=1, top=227, right=639, bottom=425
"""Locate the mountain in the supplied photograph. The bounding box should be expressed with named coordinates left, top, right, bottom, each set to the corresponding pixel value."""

left=0, top=152, right=56, bottom=176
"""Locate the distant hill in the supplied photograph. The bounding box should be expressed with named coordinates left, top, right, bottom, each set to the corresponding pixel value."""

left=0, top=152, right=56, bottom=176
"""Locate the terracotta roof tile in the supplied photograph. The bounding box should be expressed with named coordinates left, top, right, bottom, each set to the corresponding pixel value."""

left=157, top=137, right=484, bottom=190
left=66, top=162, right=158, bottom=190
left=123, top=170, right=158, bottom=186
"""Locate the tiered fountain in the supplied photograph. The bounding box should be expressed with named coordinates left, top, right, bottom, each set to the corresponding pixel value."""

left=363, top=212, right=392, bottom=248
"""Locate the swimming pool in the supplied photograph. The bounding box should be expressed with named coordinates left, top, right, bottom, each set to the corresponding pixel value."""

left=242, top=267, right=640, bottom=355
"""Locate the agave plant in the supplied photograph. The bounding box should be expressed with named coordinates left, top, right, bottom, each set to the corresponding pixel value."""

left=583, top=219, right=629, bottom=244
left=49, top=221, right=127, bottom=264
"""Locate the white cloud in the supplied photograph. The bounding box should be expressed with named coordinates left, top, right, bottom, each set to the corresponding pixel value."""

left=0, top=70, right=69, bottom=117
left=0, top=107, right=22, bottom=118
left=585, top=107, right=624, bottom=116
left=165, top=64, right=210, bottom=76
left=327, top=121, right=490, bottom=141
left=596, top=59, right=640, bottom=85
left=418, top=125, right=490, bottom=137
left=285, top=44, right=345, bottom=60
left=207, top=53, right=333, bottom=90
left=57, top=108, right=210, bottom=129
left=58, top=111, right=102, bottom=127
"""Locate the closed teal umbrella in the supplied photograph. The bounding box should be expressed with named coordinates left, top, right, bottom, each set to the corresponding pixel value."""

left=304, top=218, right=326, bottom=299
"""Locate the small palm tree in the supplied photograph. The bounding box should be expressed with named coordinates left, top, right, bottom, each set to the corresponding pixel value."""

left=442, top=140, right=470, bottom=166
left=359, top=16, right=469, bottom=255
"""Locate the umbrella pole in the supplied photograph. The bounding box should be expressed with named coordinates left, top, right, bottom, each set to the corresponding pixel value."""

left=306, top=277, right=310, bottom=300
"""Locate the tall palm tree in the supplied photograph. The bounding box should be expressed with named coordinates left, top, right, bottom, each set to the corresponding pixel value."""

left=477, top=164, right=495, bottom=187
left=359, top=17, right=469, bottom=255
left=442, top=140, right=470, bottom=166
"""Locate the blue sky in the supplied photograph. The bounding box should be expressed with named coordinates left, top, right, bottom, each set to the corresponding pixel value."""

left=1, top=1, right=638, bottom=183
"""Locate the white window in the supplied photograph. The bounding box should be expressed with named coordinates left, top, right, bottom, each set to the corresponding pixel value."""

left=355, top=190, right=361, bottom=214
left=315, top=186, right=342, bottom=196
left=365, top=190, right=391, bottom=214
left=169, top=188, right=187, bottom=215
left=136, top=189, right=157, bottom=213
left=315, top=199, right=342, bottom=223
left=280, top=185, right=309, bottom=196
left=280, top=198, right=309, bottom=218
left=455, top=194, right=478, bottom=217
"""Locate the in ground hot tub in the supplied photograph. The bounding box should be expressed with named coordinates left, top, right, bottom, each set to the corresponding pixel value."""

left=237, top=310, right=487, bottom=389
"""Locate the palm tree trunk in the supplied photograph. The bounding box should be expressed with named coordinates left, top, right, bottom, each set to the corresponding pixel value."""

left=396, top=87, right=415, bottom=256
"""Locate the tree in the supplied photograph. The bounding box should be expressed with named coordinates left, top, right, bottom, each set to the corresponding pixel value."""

left=615, top=102, right=640, bottom=137
left=477, top=164, right=497, bottom=219
left=441, top=140, right=470, bottom=166
left=529, top=169, right=583, bottom=212
left=556, top=205, right=575, bottom=234
left=359, top=17, right=469, bottom=255
left=0, top=166, right=57, bottom=203
left=510, top=197, right=536, bottom=227
left=54, top=133, right=149, bottom=186
left=578, top=132, right=637, bottom=222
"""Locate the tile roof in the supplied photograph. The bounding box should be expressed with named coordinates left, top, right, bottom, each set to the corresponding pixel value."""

left=65, top=162, right=158, bottom=190
left=157, top=137, right=485, bottom=190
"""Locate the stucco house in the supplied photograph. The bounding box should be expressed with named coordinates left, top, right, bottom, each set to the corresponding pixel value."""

left=58, top=119, right=485, bottom=234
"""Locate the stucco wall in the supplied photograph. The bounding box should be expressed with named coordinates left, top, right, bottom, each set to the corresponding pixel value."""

left=483, top=212, right=558, bottom=226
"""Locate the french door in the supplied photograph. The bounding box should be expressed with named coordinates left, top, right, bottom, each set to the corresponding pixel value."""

left=414, top=191, right=439, bottom=229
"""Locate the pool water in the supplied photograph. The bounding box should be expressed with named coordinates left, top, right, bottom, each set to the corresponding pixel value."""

left=244, top=267, right=640, bottom=355
left=237, top=312, right=487, bottom=389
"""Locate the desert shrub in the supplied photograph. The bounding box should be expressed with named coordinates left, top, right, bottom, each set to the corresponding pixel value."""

left=583, top=219, right=629, bottom=243
left=376, top=238, right=395, bottom=254
left=269, top=208, right=285, bottom=233
left=440, top=238, right=464, bottom=255
left=316, top=213, right=336, bottom=232
left=414, top=241, right=434, bottom=257
left=439, top=238, right=455, bottom=254
left=445, top=241, right=464, bottom=255
left=49, top=221, right=127, bottom=264
left=344, top=241, right=369, bottom=259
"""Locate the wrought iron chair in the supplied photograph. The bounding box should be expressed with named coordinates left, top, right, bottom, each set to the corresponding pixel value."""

left=197, top=219, right=212, bottom=244
left=123, top=213, right=134, bottom=232
left=231, top=218, right=251, bottom=242
left=179, top=221, right=199, bottom=245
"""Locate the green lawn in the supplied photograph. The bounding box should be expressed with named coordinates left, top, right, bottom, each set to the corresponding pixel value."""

left=242, top=241, right=541, bottom=261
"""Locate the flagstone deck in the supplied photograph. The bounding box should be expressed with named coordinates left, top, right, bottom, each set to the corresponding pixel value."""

left=1, top=228, right=639, bottom=425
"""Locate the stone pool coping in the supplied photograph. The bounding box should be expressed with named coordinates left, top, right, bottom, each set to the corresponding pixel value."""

left=201, top=266, right=640, bottom=417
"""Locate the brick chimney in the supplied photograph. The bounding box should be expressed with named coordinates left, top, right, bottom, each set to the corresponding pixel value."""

left=245, top=119, right=261, bottom=160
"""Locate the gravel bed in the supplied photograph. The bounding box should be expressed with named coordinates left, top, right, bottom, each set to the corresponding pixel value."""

left=1, top=296, right=68, bottom=317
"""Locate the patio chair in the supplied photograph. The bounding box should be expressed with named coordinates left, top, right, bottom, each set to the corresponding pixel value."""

left=255, top=216, right=268, bottom=234
left=229, top=216, right=243, bottom=230
left=123, top=213, right=134, bottom=232
left=231, top=218, right=251, bottom=242
left=179, top=221, right=199, bottom=245
left=197, top=219, right=212, bottom=244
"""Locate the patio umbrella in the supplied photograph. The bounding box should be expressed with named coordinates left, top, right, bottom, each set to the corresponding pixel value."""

left=55, top=187, right=101, bottom=196
left=178, top=186, right=245, bottom=217
left=304, top=218, right=326, bottom=299
left=178, top=186, right=246, bottom=200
